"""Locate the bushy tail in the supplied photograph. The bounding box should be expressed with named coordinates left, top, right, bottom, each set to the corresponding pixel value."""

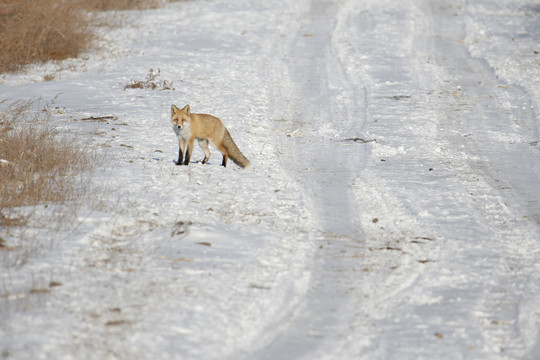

left=223, top=130, right=251, bottom=169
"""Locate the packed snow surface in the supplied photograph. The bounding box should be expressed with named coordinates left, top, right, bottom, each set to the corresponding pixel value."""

left=1, top=0, right=539, bottom=359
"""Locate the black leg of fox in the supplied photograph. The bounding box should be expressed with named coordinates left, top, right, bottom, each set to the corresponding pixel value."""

left=183, top=144, right=192, bottom=165
left=175, top=147, right=183, bottom=165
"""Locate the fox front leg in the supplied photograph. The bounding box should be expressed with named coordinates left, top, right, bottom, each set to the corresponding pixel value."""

left=175, top=147, right=183, bottom=165
left=175, top=140, right=186, bottom=165
left=183, top=139, right=195, bottom=165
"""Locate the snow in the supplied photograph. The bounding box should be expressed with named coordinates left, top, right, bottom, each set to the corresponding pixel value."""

left=1, top=0, right=539, bottom=359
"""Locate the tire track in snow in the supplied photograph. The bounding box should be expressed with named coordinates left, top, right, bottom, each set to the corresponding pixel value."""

left=253, top=0, right=540, bottom=358
left=252, top=0, right=372, bottom=357
left=427, top=1, right=540, bottom=356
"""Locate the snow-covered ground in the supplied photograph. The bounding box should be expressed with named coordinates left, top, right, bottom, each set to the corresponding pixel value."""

left=1, top=0, right=539, bottom=359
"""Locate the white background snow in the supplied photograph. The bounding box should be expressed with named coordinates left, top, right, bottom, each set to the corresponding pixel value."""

left=1, top=0, right=539, bottom=359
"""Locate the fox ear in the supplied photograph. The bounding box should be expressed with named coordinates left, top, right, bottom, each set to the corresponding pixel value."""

left=182, top=105, right=190, bottom=115
left=171, top=105, right=179, bottom=115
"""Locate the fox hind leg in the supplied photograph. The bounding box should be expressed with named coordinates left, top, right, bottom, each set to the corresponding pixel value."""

left=216, top=144, right=228, bottom=167
left=198, top=139, right=211, bottom=164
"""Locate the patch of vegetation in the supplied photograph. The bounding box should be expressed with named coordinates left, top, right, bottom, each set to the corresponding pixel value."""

left=0, top=0, right=174, bottom=74
left=124, top=68, right=176, bottom=91
left=0, top=100, right=95, bottom=227
left=82, top=0, right=163, bottom=11
left=0, top=0, right=91, bottom=73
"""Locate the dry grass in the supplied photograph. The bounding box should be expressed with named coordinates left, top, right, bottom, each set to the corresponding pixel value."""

left=0, top=0, right=90, bottom=73
left=0, top=0, right=168, bottom=73
left=81, top=0, right=163, bottom=11
left=0, top=100, right=93, bottom=226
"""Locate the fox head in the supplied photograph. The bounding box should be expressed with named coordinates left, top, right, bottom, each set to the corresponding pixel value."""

left=170, top=104, right=191, bottom=129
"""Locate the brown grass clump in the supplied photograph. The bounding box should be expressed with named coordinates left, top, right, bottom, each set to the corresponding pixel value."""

left=0, top=0, right=91, bottom=73
left=82, top=0, right=163, bottom=11
left=0, top=0, right=170, bottom=74
left=0, top=100, right=93, bottom=226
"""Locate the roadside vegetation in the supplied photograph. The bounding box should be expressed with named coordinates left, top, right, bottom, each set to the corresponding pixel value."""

left=0, top=0, right=167, bottom=74
left=0, top=1, right=176, bottom=231
left=0, top=100, right=93, bottom=228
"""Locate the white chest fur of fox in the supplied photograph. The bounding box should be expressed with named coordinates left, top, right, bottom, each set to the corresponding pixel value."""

left=170, top=104, right=251, bottom=169
left=172, top=119, right=191, bottom=141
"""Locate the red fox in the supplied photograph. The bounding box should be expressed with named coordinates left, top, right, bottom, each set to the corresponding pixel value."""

left=170, top=104, right=251, bottom=169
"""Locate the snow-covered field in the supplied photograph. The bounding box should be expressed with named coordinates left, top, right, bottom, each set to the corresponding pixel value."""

left=1, top=0, right=539, bottom=359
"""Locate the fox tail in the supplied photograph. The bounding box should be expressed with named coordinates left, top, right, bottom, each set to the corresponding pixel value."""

left=223, top=130, right=251, bottom=169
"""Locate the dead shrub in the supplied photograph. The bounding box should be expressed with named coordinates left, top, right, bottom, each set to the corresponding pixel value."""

left=0, top=100, right=94, bottom=226
left=124, top=68, right=175, bottom=90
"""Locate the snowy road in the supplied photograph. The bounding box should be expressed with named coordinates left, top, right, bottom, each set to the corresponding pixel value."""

left=1, top=0, right=539, bottom=359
